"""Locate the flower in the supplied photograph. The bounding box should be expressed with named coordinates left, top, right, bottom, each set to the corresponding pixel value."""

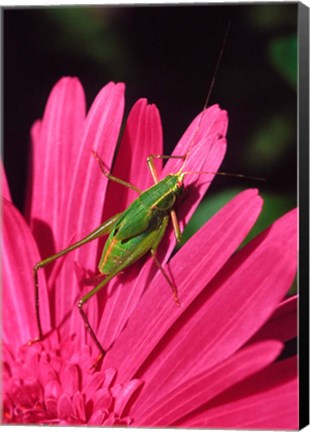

left=2, top=78, right=298, bottom=427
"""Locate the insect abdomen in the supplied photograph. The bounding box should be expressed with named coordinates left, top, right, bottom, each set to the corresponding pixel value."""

left=99, top=219, right=165, bottom=275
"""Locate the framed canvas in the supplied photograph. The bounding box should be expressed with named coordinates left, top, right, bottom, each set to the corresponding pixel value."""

left=2, top=2, right=308, bottom=429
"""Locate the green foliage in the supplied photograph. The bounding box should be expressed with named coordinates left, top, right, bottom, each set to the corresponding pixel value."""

left=246, top=4, right=297, bottom=29
left=269, top=34, right=297, bottom=88
left=245, top=112, right=295, bottom=171
left=44, top=8, right=126, bottom=74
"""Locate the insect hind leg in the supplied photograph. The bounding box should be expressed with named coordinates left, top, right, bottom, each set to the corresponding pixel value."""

left=78, top=270, right=119, bottom=369
left=151, top=252, right=181, bottom=306
left=149, top=215, right=181, bottom=306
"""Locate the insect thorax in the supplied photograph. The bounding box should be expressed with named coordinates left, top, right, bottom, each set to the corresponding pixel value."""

left=139, top=174, right=184, bottom=213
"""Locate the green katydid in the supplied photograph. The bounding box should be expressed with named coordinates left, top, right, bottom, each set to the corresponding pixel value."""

left=31, top=147, right=262, bottom=364
left=31, top=150, right=195, bottom=361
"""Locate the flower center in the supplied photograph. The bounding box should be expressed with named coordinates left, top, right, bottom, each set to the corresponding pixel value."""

left=3, top=335, right=143, bottom=425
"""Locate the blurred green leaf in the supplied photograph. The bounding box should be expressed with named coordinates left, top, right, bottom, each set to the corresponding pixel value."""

left=246, top=112, right=295, bottom=170
left=246, top=4, right=297, bottom=29
left=269, top=34, right=297, bottom=87
left=288, top=276, right=297, bottom=296
left=44, top=8, right=125, bottom=72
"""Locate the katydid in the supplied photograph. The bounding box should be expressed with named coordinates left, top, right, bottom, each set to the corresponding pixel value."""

left=31, top=151, right=193, bottom=362
left=31, top=146, right=263, bottom=363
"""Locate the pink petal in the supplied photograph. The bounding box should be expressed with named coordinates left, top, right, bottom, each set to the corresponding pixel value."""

left=133, top=208, right=297, bottom=410
left=37, top=351, right=58, bottom=385
left=248, top=295, right=297, bottom=344
left=92, top=388, right=113, bottom=412
left=83, top=371, right=105, bottom=399
left=57, top=392, right=73, bottom=419
left=97, top=99, right=164, bottom=349
left=1, top=161, right=12, bottom=201
left=103, top=189, right=262, bottom=381
left=113, top=379, right=144, bottom=417
left=103, top=368, right=117, bottom=388
left=88, top=409, right=106, bottom=425
left=183, top=356, right=298, bottom=429
left=45, top=398, right=58, bottom=418
left=24, top=79, right=126, bottom=348
left=73, top=391, right=86, bottom=422
left=24, top=119, right=41, bottom=219
left=103, top=98, right=163, bottom=216
left=2, top=199, right=50, bottom=349
left=27, top=77, right=86, bottom=256
left=59, top=363, right=80, bottom=395
left=44, top=380, right=61, bottom=400
left=168, top=104, right=228, bottom=168
left=51, top=81, right=125, bottom=343
left=158, top=105, right=229, bottom=259
left=136, top=341, right=282, bottom=425
left=63, top=81, right=125, bottom=255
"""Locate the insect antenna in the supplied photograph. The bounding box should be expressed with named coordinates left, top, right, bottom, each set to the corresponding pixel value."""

left=183, top=169, right=266, bottom=183
left=203, top=19, right=231, bottom=111
left=179, top=19, right=231, bottom=173
left=181, top=20, right=263, bottom=185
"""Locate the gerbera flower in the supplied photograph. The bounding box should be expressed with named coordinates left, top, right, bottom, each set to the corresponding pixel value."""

left=2, top=78, right=298, bottom=427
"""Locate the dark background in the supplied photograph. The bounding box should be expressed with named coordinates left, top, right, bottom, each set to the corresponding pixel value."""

left=3, top=4, right=297, bottom=241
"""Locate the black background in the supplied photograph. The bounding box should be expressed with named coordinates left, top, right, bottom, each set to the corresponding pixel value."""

left=4, top=4, right=297, bottom=215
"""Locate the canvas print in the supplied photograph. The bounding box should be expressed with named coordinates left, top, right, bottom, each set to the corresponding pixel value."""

left=2, top=4, right=300, bottom=428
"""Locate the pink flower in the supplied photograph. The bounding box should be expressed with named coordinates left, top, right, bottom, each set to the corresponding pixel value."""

left=2, top=78, right=298, bottom=427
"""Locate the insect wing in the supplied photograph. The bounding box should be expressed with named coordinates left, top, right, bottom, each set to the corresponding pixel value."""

left=99, top=215, right=169, bottom=275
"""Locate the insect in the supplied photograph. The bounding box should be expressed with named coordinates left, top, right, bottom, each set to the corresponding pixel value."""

left=31, top=150, right=203, bottom=362
left=31, top=139, right=261, bottom=364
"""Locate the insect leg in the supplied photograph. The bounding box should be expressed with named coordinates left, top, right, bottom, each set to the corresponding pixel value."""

left=149, top=215, right=181, bottom=306
left=147, top=154, right=185, bottom=243
left=31, top=212, right=121, bottom=343
left=170, top=209, right=182, bottom=243
left=92, top=151, right=142, bottom=194
left=151, top=252, right=181, bottom=306
left=146, top=153, right=187, bottom=183
left=78, top=270, right=117, bottom=365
